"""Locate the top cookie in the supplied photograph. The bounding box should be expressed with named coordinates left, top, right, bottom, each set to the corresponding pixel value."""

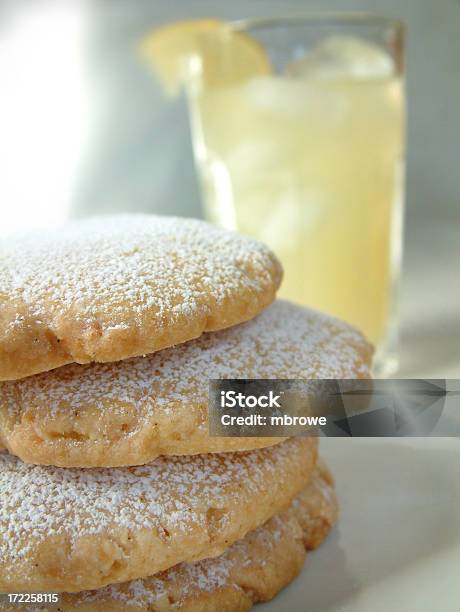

left=0, top=214, right=282, bottom=380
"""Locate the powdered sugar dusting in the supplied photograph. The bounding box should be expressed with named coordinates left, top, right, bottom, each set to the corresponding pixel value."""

left=0, top=438, right=305, bottom=572
left=2, top=301, right=372, bottom=419
left=72, top=468, right=330, bottom=610
left=0, top=214, right=280, bottom=371
left=79, top=553, right=233, bottom=609
left=73, top=499, right=295, bottom=608
left=83, top=552, right=233, bottom=608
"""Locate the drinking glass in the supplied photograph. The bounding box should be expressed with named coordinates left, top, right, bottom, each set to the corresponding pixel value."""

left=187, top=14, right=405, bottom=376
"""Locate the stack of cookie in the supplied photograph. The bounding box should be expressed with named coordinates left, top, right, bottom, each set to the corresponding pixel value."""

left=0, top=215, right=372, bottom=610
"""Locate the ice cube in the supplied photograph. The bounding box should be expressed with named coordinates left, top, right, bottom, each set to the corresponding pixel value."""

left=254, top=186, right=324, bottom=251
left=244, top=75, right=317, bottom=115
left=241, top=75, right=344, bottom=119
left=286, top=35, right=394, bottom=80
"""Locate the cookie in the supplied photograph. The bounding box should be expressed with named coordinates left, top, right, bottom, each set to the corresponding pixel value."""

left=0, top=437, right=317, bottom=593
left=2, top=462, right=337, bottom=611
left=0, top=214, right=282, bottom=381
left=0, top=300, right=372, bottom=467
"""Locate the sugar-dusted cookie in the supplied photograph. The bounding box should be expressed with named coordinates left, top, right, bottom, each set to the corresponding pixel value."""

left=0, top=437, right=317, bottom=593
left=0, top=462, right=337, bottom=611
left=0, top=214, right=282, bottom=381
left=0, top=300, right=372, bottom=467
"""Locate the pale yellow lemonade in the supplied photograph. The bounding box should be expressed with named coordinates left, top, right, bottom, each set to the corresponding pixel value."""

left=190, top=39, right=405, bottom=348
left=139, top=26, right=404, bottom=351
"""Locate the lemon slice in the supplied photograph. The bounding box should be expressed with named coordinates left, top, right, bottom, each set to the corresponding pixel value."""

left=140, top=19, right=271, bottom=96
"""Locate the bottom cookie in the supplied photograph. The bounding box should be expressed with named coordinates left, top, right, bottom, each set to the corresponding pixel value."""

left=25, top=461, right=337, bottom=611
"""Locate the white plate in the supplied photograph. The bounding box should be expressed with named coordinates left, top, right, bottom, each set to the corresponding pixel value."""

left=260, top=438, right=460, bottom=612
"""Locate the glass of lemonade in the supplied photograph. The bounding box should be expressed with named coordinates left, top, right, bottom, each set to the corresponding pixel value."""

left=187, top=14, right=405, bottom=376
